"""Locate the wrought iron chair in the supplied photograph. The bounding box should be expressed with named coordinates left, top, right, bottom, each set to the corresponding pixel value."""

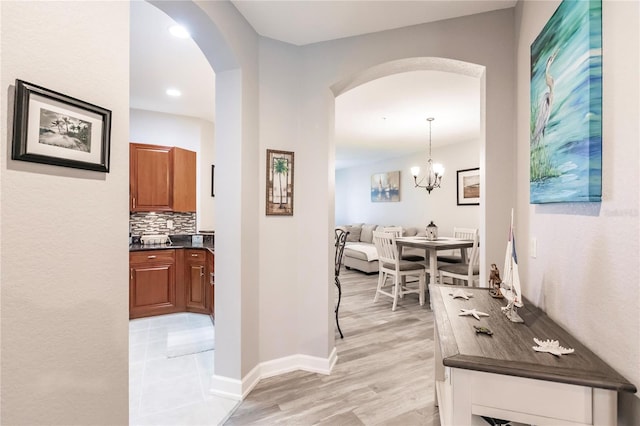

left=334, top=228, right=349, bottom=338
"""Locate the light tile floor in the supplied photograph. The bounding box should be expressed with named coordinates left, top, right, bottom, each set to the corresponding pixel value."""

left=130, top=313, right=239, bottom=425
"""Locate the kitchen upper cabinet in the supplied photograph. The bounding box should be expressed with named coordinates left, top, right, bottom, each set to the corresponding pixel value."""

left=130, top=143, right=196, bottom=212
left=130, top=143, right=172, bottom=212
left=172, top=147, right=197, bottom=212
left=129, top=250, right=177, bottom=319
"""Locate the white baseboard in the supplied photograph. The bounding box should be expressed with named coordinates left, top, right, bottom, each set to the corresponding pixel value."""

left=260, top=345, right=338, bottom=379
left=208, top=374, right=243, bottom=400
left=208, top=346, right=338, bottom=400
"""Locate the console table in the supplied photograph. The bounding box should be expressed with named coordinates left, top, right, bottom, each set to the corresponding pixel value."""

left=430, top=284, right=636, bottom=426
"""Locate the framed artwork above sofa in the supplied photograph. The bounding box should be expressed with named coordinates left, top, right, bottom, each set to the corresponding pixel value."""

left=371, top=171, right=400, bottom=202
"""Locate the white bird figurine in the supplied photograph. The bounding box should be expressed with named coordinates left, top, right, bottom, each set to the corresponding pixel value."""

left=533, top=338, right=574, bottom=356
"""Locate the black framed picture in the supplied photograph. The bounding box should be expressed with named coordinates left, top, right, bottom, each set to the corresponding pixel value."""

left=12, top=79, right=111, bottom=172
left=457, top=168, right=480, bottom=205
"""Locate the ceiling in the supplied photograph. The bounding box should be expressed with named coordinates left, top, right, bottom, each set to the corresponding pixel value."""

left=335, top=70, right=480, bottom=169
left=130, top=1, right=215, bottom=122
left=130, top=1, right=516, bottom=168
left=231, top=0, right=516, bottom=46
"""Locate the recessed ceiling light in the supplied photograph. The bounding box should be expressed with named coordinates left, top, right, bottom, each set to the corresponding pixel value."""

left=166, top=88, right=181, bottom=97
left=169, top=25, right=190, bottom=39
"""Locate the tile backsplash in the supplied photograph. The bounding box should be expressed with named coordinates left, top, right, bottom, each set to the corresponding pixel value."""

left=130, top=212, right=196, bottom=235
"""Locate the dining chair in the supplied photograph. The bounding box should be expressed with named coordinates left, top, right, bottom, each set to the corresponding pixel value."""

left=438, top=227, right=478, bottom=263
left=334, top=228, right=349, bottom=338
left=372, top=230, right=426, bottom=311
left=382, top=226, right=403, bottom=237
left=438, top=231, right=480, bottom=286
left=384, top=226, right=425, bottom=262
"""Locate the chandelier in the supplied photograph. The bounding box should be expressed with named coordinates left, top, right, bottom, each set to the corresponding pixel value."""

left=411, top=117, right=444, bottom=194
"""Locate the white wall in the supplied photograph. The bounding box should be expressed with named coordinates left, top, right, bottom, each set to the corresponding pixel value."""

left=0, top=2, right=129, bottom=424
left=515, top=0, right=640, bottom=422
left=336, top=141, right=480, bottom=233
left=129, top=108, right=216, bottom=231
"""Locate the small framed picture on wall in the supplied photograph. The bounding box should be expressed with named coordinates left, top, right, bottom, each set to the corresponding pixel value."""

left=457, top=168, right=480, bottom=205
left=12, top=79, right=111, bottom=172
left=266, top=149, right=294, bottom=216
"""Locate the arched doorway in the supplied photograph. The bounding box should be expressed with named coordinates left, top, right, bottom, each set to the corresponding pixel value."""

left=135, top=0, right=257, bottom=411
left=331, top=56, right=488, bottom=287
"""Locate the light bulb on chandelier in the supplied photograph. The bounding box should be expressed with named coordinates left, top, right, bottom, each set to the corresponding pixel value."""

left=411, top=117, right=444, bottom=194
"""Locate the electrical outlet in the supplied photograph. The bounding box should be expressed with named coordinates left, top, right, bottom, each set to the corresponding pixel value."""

left=531, top=237, right=537, bottom=258
left=167, top=219, right=174, bottom=229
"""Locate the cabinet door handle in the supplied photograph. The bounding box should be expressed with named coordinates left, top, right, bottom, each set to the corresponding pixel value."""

left=191, top=254, right=199, bottom=257
left=133, top=197, right=136, bottom=209
left=147, top=255, right=156, bottom=259
left=130, top=268, right=134, bottom=280
left=210, top=273, right=215, bottom=285
left=200, top=266, right=204, bottom=277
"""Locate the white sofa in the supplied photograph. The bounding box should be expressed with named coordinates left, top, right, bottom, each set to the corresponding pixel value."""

left=339, top=223, right=426, bottom=274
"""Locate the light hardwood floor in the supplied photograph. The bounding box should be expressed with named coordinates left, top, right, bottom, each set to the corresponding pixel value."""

left=225, top=268, right=441, bottom=425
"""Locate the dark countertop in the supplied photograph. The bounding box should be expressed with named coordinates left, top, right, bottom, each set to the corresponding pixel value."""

left=129, top=234, right=214, bottom=255
left=129, top=242, right=214, bottom=255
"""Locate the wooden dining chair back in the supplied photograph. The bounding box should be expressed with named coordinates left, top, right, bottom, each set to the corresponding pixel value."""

left=438, top=231, right=480, bottom=287
left=438, top=227, right=478, bottom=263
left=384, top=226, right=424, bottom=262
left=372, top=230, right=426, bottom=311
left=454, top=227, right=478, bottom=240
left=382, top=226, right=403, bottom=238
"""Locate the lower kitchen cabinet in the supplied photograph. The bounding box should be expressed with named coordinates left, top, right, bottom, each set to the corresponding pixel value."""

left=129, top=250, right=177, bottom=319
left=129, top=248, right=214, bottom=319
left=185, top=250, right=208, bottom=313
left=207, top=250, right=215, bottom=320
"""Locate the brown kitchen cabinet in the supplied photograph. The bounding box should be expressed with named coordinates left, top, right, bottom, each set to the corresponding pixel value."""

left=129, top=143, right=196, bottom=212
left=129, top=248, right=214, bottom=319
left=206, top=250, right=215, bottom=320
left=184, top=249, right=208, bottom=314
left=129, top=250, right=178, bottom=319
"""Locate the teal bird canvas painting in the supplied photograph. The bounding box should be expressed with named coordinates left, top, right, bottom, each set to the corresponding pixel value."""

left=530, top=0, right=602, bottom=203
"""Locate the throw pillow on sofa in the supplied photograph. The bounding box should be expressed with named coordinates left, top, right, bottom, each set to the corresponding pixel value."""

left=404, top=227, right=418, bottom=237
left=359, top=224, right=378, bottom=243
left=345, top=225, right=362, bottom=242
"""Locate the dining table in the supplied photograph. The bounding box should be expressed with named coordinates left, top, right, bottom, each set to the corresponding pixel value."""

left=396, top=236, right=474, bottom=286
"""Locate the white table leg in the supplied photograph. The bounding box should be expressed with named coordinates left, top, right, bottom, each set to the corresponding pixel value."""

left=429, top=248, right=438, bottom=286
